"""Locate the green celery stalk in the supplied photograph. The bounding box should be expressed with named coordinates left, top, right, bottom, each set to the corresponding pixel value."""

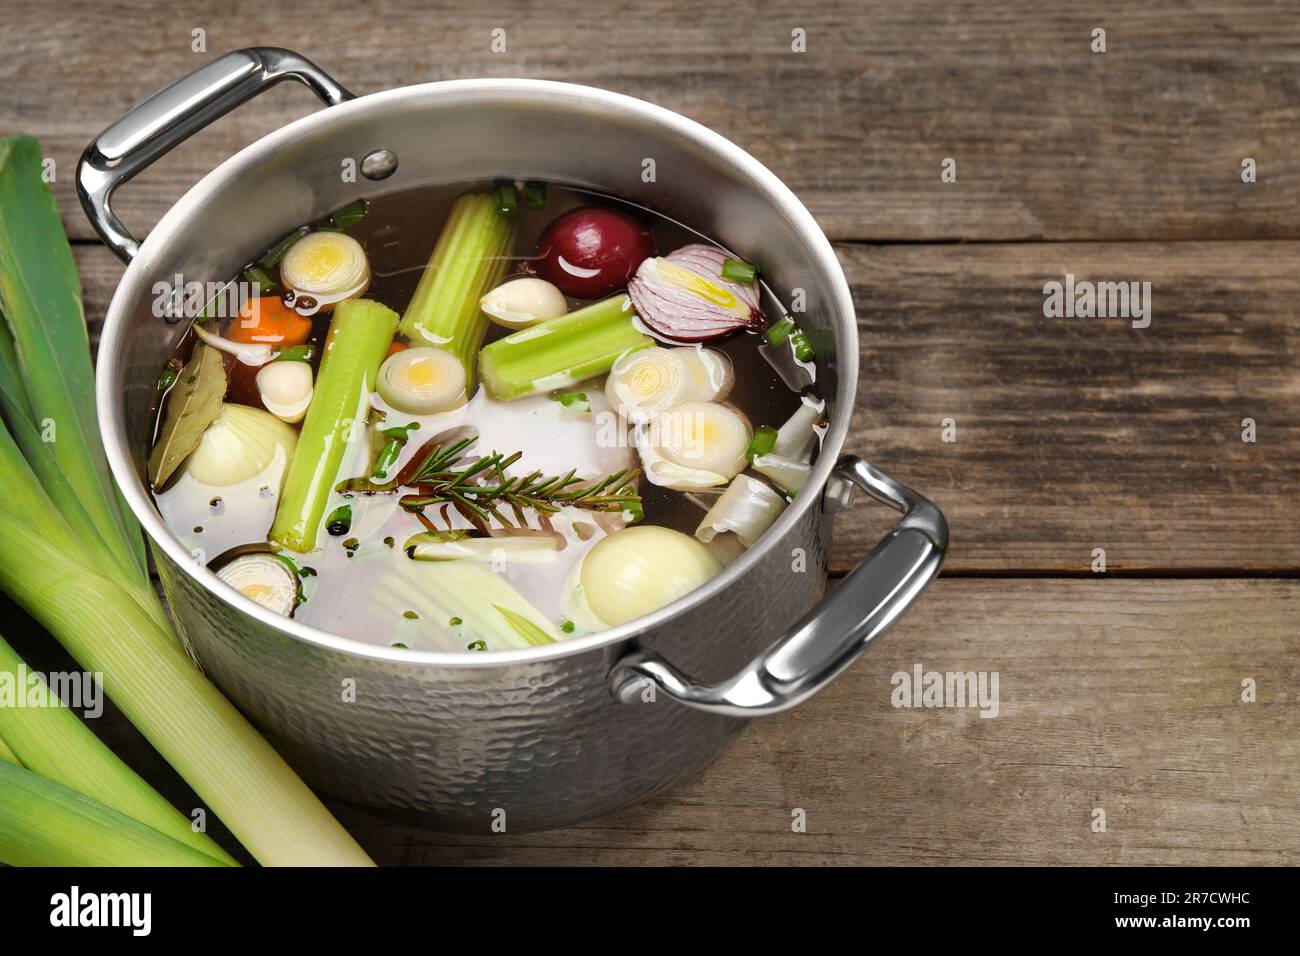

left=0, top=632, right=236, bottom=864
left=397, top=193, right=517, bottom=381
left=0, top=136, right=145, bottom=584
left=0, top=760, right=231, bottom=867
left=0, top=507, right=373, bottom=866
left=478, top=294, right=652, bottom=401
left=270, top=298, right=398, bottom=553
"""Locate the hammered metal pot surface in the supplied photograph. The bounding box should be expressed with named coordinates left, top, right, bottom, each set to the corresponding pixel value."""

left=95, top=74, right=858, bottom=830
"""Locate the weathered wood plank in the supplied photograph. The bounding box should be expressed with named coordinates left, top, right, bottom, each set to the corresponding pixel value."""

left=77, top=239, right=1300, bottom=573
left=7, top=0, right=1300, bottom=242
left=5, top=579, right=1292, bottom=866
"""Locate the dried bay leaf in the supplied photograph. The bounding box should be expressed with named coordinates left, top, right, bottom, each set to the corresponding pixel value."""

left=148, top=343, right=226, bottom=489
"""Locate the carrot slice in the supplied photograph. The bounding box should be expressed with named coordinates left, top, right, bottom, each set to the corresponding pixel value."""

left=228, top=296, right=313, bottom=347
left=385, top=341, right=408, bottom=359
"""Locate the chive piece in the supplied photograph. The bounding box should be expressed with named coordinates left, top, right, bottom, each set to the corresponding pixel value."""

left=746, top=424, right=778, bottom=461
left=157, top=367, right=178, bottom=390
left=271, top=299, right=399, bottom=552
left=466, top=640, right=487, bottom=652
left=765, top=317, right=795, bottom=346
left=479, top=295, right=652, bottom=401
left=555, top=390, right=591, bottom=413
left=243, top=266, right=276, bottom=295
left=325, top=505, right=353, bottom=537
left=791, top=329, right=816, bottom=362
left=523, top=181, right=547, bottom=209
left=495, top=181, right=518, bottom=214
left=330, top=199, right=367, bottom=229
left=275, top=344, right=314, bottom=363
left=257, top=229, right=305, bottom=269
left=721, top=258, right=757, bottom=284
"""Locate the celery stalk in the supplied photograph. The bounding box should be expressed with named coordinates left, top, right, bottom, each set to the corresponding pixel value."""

left=397, top=193, right=516, bottom=381
left=0, top=508, right=373, bottom=866
left=478, top=294, right=653, bottom=401
left=0, top=760, right=232, bottom=867
left=0, top=632, right=236, bottom=864
left=270, top=298, right=398, bottom=553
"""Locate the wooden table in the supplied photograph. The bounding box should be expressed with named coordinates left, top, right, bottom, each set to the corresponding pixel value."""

left=2, top=0, right=1297, bottom=865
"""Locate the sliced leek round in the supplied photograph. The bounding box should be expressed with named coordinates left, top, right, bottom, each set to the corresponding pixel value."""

left=377, top=347, right=467, bottom=414
left=605, top=346, right=693, bottom=423
left=280, top=231, right=370, bottom=307
left=652, top=401, right=751, bottom=481
left=675, top=347, right=734, bottom=402
left=183, top=403, right=298, bottom=487
left=216, top=553, right=298, bottom=617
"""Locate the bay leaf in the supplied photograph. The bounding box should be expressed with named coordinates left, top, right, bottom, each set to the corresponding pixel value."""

left=148, top=343, right=227, bottom=489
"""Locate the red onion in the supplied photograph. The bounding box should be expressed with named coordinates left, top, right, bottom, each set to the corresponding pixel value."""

left=628, top=244, right=765, bottom=343
left=531, top=207, right=655, bottom=298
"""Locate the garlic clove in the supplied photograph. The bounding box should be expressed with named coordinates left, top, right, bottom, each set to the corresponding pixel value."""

left=480, top=277, right=568, bottom=329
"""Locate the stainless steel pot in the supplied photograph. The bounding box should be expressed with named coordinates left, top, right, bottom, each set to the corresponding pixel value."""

left=81, top=48, right=948, bottom=830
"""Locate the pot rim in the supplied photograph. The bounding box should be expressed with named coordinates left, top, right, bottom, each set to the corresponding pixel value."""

left=97, top=77, right=858, bottom=669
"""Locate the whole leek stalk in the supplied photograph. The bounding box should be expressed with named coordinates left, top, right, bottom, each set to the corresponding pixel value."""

left=0, top=632, right=235, bottom=864
left=478, top=294, right=652, bottom=400
left=0, top=735, right=16, bottom=765
left=0, top=761, right=231, bottom=867
left=270, top=298, right=398, bottom=552
left=398, top=192, right=516, bottom=381
left=0, top=135, right=372, bottom=867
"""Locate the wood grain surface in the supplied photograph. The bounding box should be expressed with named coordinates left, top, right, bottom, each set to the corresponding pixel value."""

left=3, top=0, right=1298, bottom=867
left=5, top=0, right=1300, bottom=242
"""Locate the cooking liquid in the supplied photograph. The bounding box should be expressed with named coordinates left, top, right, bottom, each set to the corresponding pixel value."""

left=153, top=183, right=816, bottom=652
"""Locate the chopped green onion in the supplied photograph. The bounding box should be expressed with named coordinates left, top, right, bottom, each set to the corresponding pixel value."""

left=523, top=181, right=547, bottom=209
left=371, top=421, right=419, bottom=479
left=765, top=317, right=795, bottom=346
left=791, top=329, right=816, bottom=362
left=325, top=504, right=353, bottom=537
left=398, top=193, right=517, bottom=383
left=561, top=619, right=576, bottom=634
left=555, top=390, right=591, bottom=413
left=495, top=181, right=518, bottom=214
left=467, top=640, right=487, bottom=652
left=242, top=266, right=276, bottom=295
left=157, top=366, right=178, bottom=390
left=478, top=295, right=653, bottom=401
left=257, top=229, right=305, bottom=269
left=721, top=258, right=757, bottom=284
left=329, top=199, right=367, bottom=230
left=746, top=424, right=779, bottom=461
left=275, top=344, right=314, bottom=363
left=271, top=299, right=399, bottom=553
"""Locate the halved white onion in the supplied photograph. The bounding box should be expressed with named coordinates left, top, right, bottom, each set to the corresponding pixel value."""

left=377, top=347, right=467, bottom=414
left=184, top=403, right=298, bottom=487
left=696, top=474, right=787, bottom=548
left=192, top=322, right=275, bottom=367
left=216, top=553, right=298, bottom=617
left=280, top=231, right=370, bottom=307
left=752, top=453, right=811, bottom=495
left=480, top=277, right=568, bottom=329
left=256, top=360, right=314, bottom=424
left=652, top=401, right=751, bottom=480
left=774, top=397, right=825, bottom=460
left=675, top=347, right=734, bottom=402
left=605, top=347, right=694, bottom=423
left=579, top=526, right=722, bottom=627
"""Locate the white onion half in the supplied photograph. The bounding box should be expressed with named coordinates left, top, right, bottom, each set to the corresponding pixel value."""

left=695, top=474, right=787, bottom=548
left=256, top=360, right=314, bottom=423
left=377, top=347, right=467, bottom=414
left=280, top=231, right=371, bottom=307
left=579, top=526, right=722, bottom=626
left=184, top=403, right=298, bottom=487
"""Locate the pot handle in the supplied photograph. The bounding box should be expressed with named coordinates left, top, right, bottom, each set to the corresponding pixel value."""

left=77, top=47, right=353, bottom=263
left=607, top=455, right=948, bottom=716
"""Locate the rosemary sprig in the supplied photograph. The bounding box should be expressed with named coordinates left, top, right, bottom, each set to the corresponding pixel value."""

left=335, top=433, right=642, bottom=531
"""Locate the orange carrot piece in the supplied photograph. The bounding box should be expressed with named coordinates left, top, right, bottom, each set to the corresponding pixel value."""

left=228, top=296, right=313, bottom=347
